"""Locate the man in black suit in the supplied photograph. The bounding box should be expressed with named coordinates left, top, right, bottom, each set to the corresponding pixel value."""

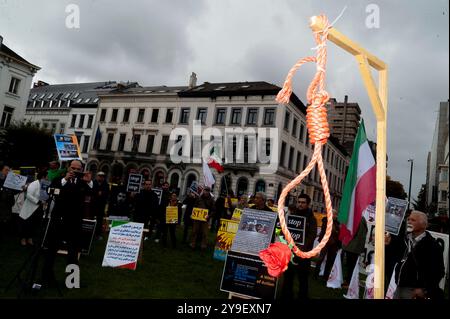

left=42, top=160, right=93, bottom=285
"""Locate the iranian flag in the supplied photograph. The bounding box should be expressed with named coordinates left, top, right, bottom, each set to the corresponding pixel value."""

left=208, top=152, right=224, bottom=173
left=338, top=120, right=376, bottom=245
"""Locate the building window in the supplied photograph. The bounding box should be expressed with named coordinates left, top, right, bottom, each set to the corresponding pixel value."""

left=292, top=118, right=298, bottom=137
left=146, top=135, right=155, bottom=154
left=100, top=109, right=107, bottom=122
left=87, top=115, right=94, bottom=129
left=59, top=123, right=65, bottom=134
left=151, top=109, right=159, bottom=123
left=0, top=106, right=14, bottom=128
left=265, top=138, right=271, bottom=157
left=303, top=155, right=308, bottom=170
left=50, top=123, right=57, bottom=135
left=70, top=115, right=77, bottom=128
left=299, top=123, right=305, bottom=142
left=215, top=108, right=226, bottom=125
left=280, top=142, right=287, bottom=167
left=8, top=77, right=21, bottom=94
left=180, top=108, right=190, bottom=124
left=106, top=133, right=114, bottom=151
left=137, top=108, right=145, bottom=123
left=82, top=136, right=90, bottom=153
left=132, top=134, right=141, bottom=152
left=236, top=177, right=249, bottom=197
left=254, top=180, right=266, bottom=193
left=296, top=151, right=301, bottom=172
left=263, top=108, right=276, bottom=126
left=170, top=173, right=180, bottom=191
left=78, top=114, right=85, bottom=128
left=175, top=135, right=183, bottom=156
left=118, top=133, right=126, bottom=151
left=246, top=108, right=258, bottom=125
left=197, top=108, right=207, bottom=124
left=288, top=147, right=294, bottom=171
left=111, top=109, right=118, bottom=122
left=165, top=109, right=174, bottom=123
left=284, top=111, right=290, bottom=130
left=230, top=108, right=242, bottom=125
left=160, top=135, right=169, bottom=154
left=123, top=109, right=130, bottom=122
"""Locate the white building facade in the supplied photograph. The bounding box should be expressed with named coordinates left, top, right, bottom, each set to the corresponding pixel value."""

left=0, top=35, right=40, bottom=128
left=24, top=81, right=120, bottom=160
left=88, top=81, right=350, bottom=211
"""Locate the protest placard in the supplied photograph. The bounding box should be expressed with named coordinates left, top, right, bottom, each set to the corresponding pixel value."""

left=166, top=206, right=178, bottom=224
left=220, top=250, right=277, bottom=299
left=286, top=214, right=306, bottom=245
left=429, top=231, right=449, bottom=290
left=3, top=172, right=27, bottom=191
left=385, top=197, right=408, bottom=235
left=213, top=218, right=239, bottom=261
left=102, top=221, right=144, bottom=270
left=80, top=219, right=96, bottom=255
left=230, top=208, right=277, bottom=256
left=54, top=134, right=82, bottom=161
left=191, top=207, right=208, bottom=222
left=231, top=208, right=242, bottom=221
left=126, top=173, right=143, bottom=193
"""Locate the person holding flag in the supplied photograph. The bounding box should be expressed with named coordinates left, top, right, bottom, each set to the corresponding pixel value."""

left=337, top=120, right=375, bottom=287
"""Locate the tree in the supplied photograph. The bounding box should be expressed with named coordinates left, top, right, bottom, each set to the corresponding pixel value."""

left=412, top=184, right=428, bottom=212
left=0, top=121, right=56, bottom=169
left=386, top=175, right=407, bottom=199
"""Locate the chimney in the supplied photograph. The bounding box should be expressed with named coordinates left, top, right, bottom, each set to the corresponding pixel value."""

left=189, top=72, right=197, bottom=88
left=0, top=35, right=3, bottom=47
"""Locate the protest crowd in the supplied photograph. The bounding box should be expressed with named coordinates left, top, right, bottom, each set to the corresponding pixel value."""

left=0, top=159, right=447, bottom=300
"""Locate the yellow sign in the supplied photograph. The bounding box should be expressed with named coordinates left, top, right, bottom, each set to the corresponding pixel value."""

left=214, top=218, right=239, bottom=260
left=231, top=208, right=243, bottom=221
left=166, top=206, right=178, bottom=224
left=224, top=197, right=238, bottom=208
left=191, top=207, right=209, bottom=222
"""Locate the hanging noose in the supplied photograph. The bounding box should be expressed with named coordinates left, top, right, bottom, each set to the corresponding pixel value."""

left=275, top=15, right=334, bottom=259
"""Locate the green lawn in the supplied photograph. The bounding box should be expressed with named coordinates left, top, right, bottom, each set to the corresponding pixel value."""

left=0, top=224, right=347, bottom=299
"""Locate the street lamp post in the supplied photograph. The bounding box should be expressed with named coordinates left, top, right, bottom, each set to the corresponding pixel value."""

left=407, top=159, right=414, bottom=210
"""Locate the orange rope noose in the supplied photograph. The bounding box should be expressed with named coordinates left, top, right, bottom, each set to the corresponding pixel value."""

left=276, top=15, right=333, bottom=259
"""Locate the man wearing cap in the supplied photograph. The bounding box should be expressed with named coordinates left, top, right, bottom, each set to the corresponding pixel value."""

left=93, top=171, right=109, bottom=239
left=190, top=186, right=215, bottom=250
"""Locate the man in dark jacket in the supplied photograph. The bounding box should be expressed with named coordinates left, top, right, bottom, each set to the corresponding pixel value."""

left=133, top=180, right=159, bottom=234
left=154, top=181, right=170, bottom=243
left=42, top=160, right=93, bottom=284
left=281, top=194, right=317, bottom=300
left=190, top=186, right=215, bottom=250
left=386, top=210, right=445, bottom=299
left=92, top=171, right=109, bottom=239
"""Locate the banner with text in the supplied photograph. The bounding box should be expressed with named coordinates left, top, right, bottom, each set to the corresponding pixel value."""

left=102, top=221, right=144, bottom=270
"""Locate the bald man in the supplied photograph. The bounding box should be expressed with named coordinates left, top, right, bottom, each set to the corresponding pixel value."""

left=42, top=160, right=93, bottom=286
left=387, top=210, right=444, bottom=299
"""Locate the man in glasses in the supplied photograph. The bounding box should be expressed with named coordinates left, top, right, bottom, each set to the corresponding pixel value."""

left=42, top=160, right=93, bottom=287
left=281, top=193, right=317, bottom=300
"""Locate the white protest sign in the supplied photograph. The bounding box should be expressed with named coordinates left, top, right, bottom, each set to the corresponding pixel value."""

left=102, top=221, right=144, bottom=270
left=429, top=231, right=449, bottom=290
left=3, top=172, right=27, bottom=191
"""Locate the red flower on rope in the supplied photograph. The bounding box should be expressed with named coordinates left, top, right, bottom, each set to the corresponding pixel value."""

left=259, top=242, right=292, bottom=278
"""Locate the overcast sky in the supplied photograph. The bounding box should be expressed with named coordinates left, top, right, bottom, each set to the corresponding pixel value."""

left=1, top=0, right=448, bottom=200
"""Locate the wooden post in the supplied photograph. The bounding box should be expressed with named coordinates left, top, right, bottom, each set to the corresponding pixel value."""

left=310, top=16, right=388, bottom=299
